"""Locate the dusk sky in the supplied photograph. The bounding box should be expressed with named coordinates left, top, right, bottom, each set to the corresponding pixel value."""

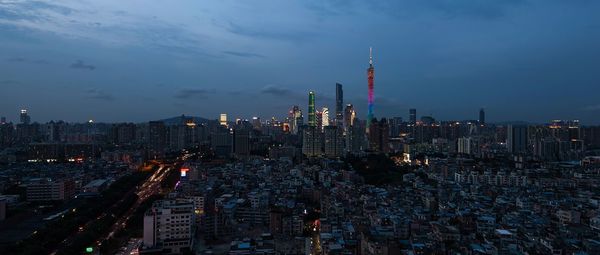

left=1, top=0, right=599, bottom=124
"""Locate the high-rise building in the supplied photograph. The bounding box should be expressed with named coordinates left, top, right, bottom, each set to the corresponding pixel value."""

left=289, top=106, right=303, bottom=135
left=368, top=118, right=389, bottom=153
left=507, top=125, right=528, bottom=154
left=20, top=109, right=30, bottom=124
left=335, top=83, right=343, bottom=126
left=316, top=110, right=323, bottom=131
left=143, top=199, right=195, bottom=254
left=479, top=108, right=485, bottom=125
left=219, top=114, right=228, bottom=127
left=308, top=91, right=316, bottom=127
left=148, top=121, right=167, bottom=154
left=302, top=126, right=322, bottom=157
left=349, top=119, right=367, bottom=153
left=344, top=104, right=356, bottom=133
left=323, top=126, right=344, bottom=158
left=233, top=126, right=250, bottom=157
left=389, top=117, right=403, bottom=137
left=251, top=117, right=261, bottom=130
left=0, top=117, right=5, bottom=124
left=409, top=109, right=417, bottom=124
left=321, top=107, right=330, bottom=129
left=366, top=47, right=375, bottom=131
left=211, top=125, right=232, bottom=157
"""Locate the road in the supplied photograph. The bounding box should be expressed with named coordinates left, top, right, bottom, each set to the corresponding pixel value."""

left=49, top=164, right=173, bottom=255
left=101, top=164, right=172, bottom=241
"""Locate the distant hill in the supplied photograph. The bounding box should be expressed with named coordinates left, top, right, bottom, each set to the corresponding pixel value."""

left=158, top=115, right=211, bottom=125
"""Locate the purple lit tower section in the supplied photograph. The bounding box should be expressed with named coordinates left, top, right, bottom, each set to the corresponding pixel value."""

left=366, top=47, right=375, bottom=131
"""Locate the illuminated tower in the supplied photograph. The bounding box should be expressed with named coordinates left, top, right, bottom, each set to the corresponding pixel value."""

left=308, top=91, right=316, bottom=127
left=322, top=107, right=330, bottom=129
left=366, top=47, right=374, bottom=131
left=335, top=83, right=343, bottom=126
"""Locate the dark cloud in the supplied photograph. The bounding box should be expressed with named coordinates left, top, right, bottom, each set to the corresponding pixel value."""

left=7, top=57, right=26, bottom=62
left=70, top=60, right=96, bottom=70
left=0, top=79, right=22, bottom=85
left=6, top=57, right=49, bottom=64
left=582, top=104, right=600, bottom=111
left=260, top=85, right=293, bottom=96
left=226, top=21, right=315, bottom=42
left=307, top=0, right=525, bottom=20
left=223, top=51, right=265, bottom=59
left=174, top=88, right=216, bottom=99
left=85, top=89, right=115, bottom=101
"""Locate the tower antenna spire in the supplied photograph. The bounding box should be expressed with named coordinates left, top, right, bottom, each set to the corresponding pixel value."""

left=369, top=47, right=373, bottom=66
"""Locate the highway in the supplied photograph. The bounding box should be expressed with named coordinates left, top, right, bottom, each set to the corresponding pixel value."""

left=100, top=164, right=173, bottom=242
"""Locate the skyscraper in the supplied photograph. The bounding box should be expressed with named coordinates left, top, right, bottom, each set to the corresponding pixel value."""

left=289, top=106, right=303, bottom=135
left=409, top=109, right=416, bottom=124
left=308, top=91, right=316, bottom=127
left=479, top=108, right=485, bottom=125
left=219, top=114, right=227, bottom=127
left=323, top=126, right=344, bottom=158
left=344, top=104, right=356, bottom=133
left=366, top=47, right=375, bottom=131
left=302, top=126, right=322, bottom=157
left=368, top=118, right=389, bottom=153
left=20, top=109, right=30, bottom=124
left=321, top=107, right=330, bottom=129
left=335, top=83, right=343, bottom=126
left=507, top=125, right=528, bottom=154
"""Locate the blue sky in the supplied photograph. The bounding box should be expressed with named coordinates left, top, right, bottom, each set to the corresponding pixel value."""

left=1, top=0, right=599, bottom=124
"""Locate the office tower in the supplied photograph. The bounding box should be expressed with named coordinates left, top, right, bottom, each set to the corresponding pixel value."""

left=20, top=109, right=30, bottom=124
left=168, top=124, right=193, bottom=150
left=302, top=126, right=322, bottom=157
left=366, top=47, right=375, bottom=131
left=233, top=126, right=250, bottom=157
left=344, top=104, right=356, bottom=133
left=479, top=108, right=485, bottom=125
left=316, top=110, right=323, bottom=131
left=0, top=117, right=5, bottom=124
left=308, top=91, right=316, bottom=127
left=220, top=114, right=228, bottom=127
left=251, top=117, right=261, bottom=130
left=350, top=119, right=367, bottom=153
left=148, top=121, right=167, bottom=152
left=389, top=117, right=403, bottom=137
left=211, top=125, right=232, bottom=157
left=368, top=118, right=390, bottom=153
left=321, top=107, right=330, bottom=129
left=289, top=106, right=303, bottom=135
left=335, top=83, right=343, bottom=126
left=507, top=125, right=528, bottom=154
left=143, top=199, right=195, bottom=254
left=323, top=126, right=344, bottom=158
left=409, top=109, right=416, bottom=124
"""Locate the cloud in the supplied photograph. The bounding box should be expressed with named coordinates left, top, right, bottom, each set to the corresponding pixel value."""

left=6, top=57, right=49, bottom=64
left=260, top=85, right=293, bottom=96
left=7, top=57, right=26, bottom=62
left=85, top=88, right=114, bottom=101
left=223, top=51, right=265, bottom=59
left=582, top=104, right=600, bottom=111
left=174, top=88, right=216, bottom=99
left=70, top=60, right=96, bottom=70
left=226, top=21, right=315, bottom=42
left=0, top=79, right=22, bottom=85
left=305, top=0, right=525, bottom=20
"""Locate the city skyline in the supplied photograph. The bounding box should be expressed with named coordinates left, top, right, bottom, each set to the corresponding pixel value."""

left=1, top=1, right=599, bottom=123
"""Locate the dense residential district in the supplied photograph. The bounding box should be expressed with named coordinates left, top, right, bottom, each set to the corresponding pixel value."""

left=0, top=102, right=599, bottom=254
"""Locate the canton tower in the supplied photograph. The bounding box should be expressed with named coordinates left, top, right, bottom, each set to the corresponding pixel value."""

left=366, top=47, right=375, bottom=131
